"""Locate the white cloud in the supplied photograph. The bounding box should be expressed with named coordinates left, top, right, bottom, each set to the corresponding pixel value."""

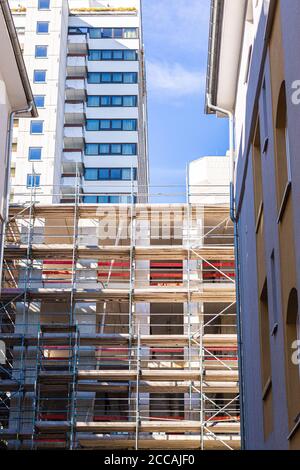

left=146, top=60, right=205, bottom=97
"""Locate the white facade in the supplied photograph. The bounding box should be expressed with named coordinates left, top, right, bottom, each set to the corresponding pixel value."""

left=189, top=155, right=230, bottom=205
left=9, top=0, right=148, bottom=204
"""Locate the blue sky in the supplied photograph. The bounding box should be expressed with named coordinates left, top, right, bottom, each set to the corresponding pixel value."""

left=142, top=0, right=229, bottom=188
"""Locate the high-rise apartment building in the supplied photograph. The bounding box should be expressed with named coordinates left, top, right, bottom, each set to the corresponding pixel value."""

left=206, top=0, right=300, bottom=450
left=9, top=0, right=148, bottom=204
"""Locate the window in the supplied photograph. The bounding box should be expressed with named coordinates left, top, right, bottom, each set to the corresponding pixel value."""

left=28, top=147, right=42, bottom=161
left=83, top=196, right=98, bottom=203
left=33, top=70, right=46, bottom=83
left=87, top=95, right=137, bottom=108
left=83, top=195, right=133, bottom=204
left=68, top=27, right=88, bottom=35
left=123, top=72, right=138, bottom=84
left=34, top=95, right=45, bottom=108
left=30, top=121, right=44, bottom=134
left=88, top=27, right=138, bottom=39
left=88, top=50, right=137, bottom=61
left=275, top=81, right=291, bottom=211
left=35, top=45, right=48, bottom=58
left=85, top=143, right=99, bottom=155
left=27, top=174, right=41, bottom=188
left=85, top=143, right=137, bottom=156
left=87, top=72, right=138, bottom=84
left=36, top=22, right=49, bottom=34
left=123, top=96, right=137, bottom=107
left=84, top=168, right=137, bottom=181
left=86, top=119, right=137, bottom=132
left=85, top=169, right=98, bottom=181
left=123, top=28, right=138, bottom=39
left=38, top=0, right=50, bottom=9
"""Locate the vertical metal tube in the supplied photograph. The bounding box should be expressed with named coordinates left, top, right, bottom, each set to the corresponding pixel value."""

left=206, top=94, right=246, bottom=449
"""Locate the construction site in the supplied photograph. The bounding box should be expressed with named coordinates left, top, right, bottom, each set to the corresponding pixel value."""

left=0, top=181, right=240, bottom=450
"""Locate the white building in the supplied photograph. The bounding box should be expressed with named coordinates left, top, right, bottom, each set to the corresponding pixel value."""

left=9, top=0, right=148, bottom=204
left=0, top=0, right=36, bottom=289
left=189, top=155, right=230, bottom=205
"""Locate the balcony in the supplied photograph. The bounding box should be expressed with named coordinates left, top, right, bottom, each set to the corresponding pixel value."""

left=62, top=149, right=83, bottom=173
left=67, top=55, right=87, bottom=77
left=67, top=34, right=88, bottom=54
left=66, top=78, right=86, bottom=101
left=65, top=102, right=85, bottom=124
left=64, top=125, right=85, bottom=149
left=61, top=176, right=78, bottom=195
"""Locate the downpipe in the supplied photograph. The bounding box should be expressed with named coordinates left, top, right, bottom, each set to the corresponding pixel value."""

left=206, top=94, right=246, bottom=449
left=0, top=102, right=34, bottom=293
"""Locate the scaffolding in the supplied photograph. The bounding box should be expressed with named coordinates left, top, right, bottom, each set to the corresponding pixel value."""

left=0, top=182, right=239, bottom=450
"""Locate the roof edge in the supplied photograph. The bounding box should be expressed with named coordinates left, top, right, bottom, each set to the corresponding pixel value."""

left=205, top=0, right=224, bottom=114
left=0, top=0, right=37, bottom=117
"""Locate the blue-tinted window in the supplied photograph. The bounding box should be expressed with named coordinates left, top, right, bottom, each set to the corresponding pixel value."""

left=111, top=96, right=122, bottom=106
left=102, top=28, right=113, bottom=38
left=123, top=72, right=137, bottom=84
left=68, top=27, right=88, bottom=35
left=87, top=96, right=100, bottom=107
left=35, top=45, right=48, bottom=58
left=99, top=144, right=110, bottom=155
left=84, top=143, right=137, bottom=156
left=87, top=95, right=137, bottom=108
left=83, top=196, right=97, bottom=203
left=34, top=70, right=46, bottom=83
left=88, top=50, right=137, bottom=61
left=122, top=143, right=136, bottom=155
left=86, top=119, right=137, bottom=131
left=85, top=168, right=137, bottom=181
left=27, top=174, right=40, bottom=188
left=101, top=50, right=112, bottom=60
left=85, top=169, right=98, bottom=180
left=30, top=121, right=44, bottom=134
left=89, top=28, right=101, bottom=39
left=99, top=169, right=110, bottom=180
left=28, top=147, right=42, bottom=161
left=88, top=28, right=138, bottom=39
left=36, top=22, right=49, bottom=34
left=101, top=73, right=111, bottom=83
left=123, top=96, right=136, bottom=107
left=85, top=143, right=99, bottom=155
left=112, top=73, right=122, bottom=83
left=98, top=196, right=109, bottom=203
left=111, top=144, right=122, bottom=155
left=114, top=28, right=123, bottom=39
left=123, top=50, right=137, bottom=60
left=34, top=95, right=45, bottom=108
left=86, top=120, right=99, bottom=131
left=38, top=0, right=50, bottom=9
left=87, top=72, right=137, bottom=84
left=111, top=169, right=122, bottom=180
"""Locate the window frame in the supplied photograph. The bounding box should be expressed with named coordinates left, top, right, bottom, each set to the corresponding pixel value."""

left=36, top=21, right=49, bottom=34
left=38, top=0, right=50, bottom=10
left=33, top=70, right=47, bottom=83
left=30, top=120, right=44, bottom=135
left=35, top=45, right=48, bottom=58
left=28, top=147, right=42, bottom=161
left=27, top=174, right=41, bottom=188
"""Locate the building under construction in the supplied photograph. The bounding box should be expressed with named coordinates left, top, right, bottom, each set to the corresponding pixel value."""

left=0, top=182, right=239, bottom=450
